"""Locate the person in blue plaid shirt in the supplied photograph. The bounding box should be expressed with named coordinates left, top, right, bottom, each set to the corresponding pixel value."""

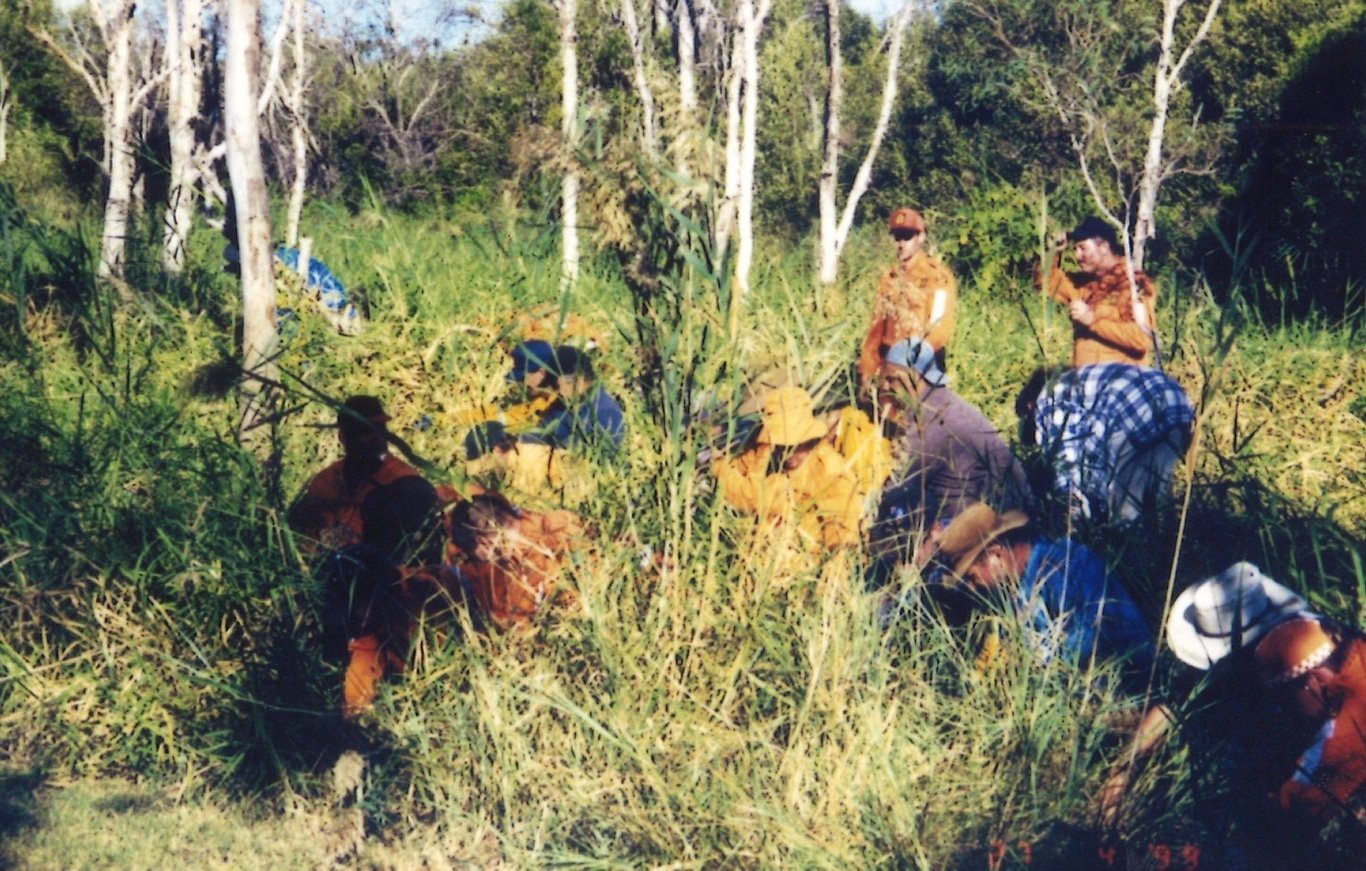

left=1019, top=362, right=1193, bottom=524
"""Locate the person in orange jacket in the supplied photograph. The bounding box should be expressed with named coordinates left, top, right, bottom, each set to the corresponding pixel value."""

left=288, top=395, right=442, bottom=716
left=857, top=207, right=958, bottom=387
left=1035, top=217, right=1159, bottom=368
left=446, top=491, right=584, bottom=631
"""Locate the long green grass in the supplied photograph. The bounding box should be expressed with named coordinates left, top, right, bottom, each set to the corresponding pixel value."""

left=1, top=190, right=1363, bottom=868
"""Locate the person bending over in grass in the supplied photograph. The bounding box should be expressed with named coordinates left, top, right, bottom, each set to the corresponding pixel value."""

left=866, top=339, right=1032, bottom=582
left=535, top=345, right=626, bottom=458
left=446, top=491, right=585, bottom=631
left=1016, top=362, right=1193, bottom=526
left=288, top=395, right=444, bottom=716
left=1142, top=564, right=1366, bottom=860
left=1035, top=217, right=1159, bottom=369
left=926, top=502, right=1155, bottom=686
left=712, top=385, right=862, bottom=553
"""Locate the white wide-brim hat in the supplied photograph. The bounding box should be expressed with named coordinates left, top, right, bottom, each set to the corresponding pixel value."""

left=1166, top=562, right=1310, bottom=669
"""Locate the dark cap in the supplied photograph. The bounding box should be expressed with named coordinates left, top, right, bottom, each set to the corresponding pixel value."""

left=465, top=421, right=513, bottom=460
left=339, top=395, right=390, bottom=432
left=1068, top=217, right=1120, bottom=251
left=508, top=340, right=555, bottom=383
left=552, top=345, right=594, bottom=379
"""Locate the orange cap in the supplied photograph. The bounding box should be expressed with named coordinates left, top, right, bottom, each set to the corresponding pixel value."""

left=888, top=208, right=926, bottom=234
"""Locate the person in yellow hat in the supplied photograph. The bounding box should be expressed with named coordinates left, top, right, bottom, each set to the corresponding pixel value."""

left=712, top=385, right=861, bottom=551
left=857, top=207, right=958, bottom=387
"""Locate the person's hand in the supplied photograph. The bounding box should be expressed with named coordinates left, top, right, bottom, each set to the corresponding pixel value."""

left=1069, top=299, right=1096, bottom=327
left=1051, top=232, right=1069, bottom=253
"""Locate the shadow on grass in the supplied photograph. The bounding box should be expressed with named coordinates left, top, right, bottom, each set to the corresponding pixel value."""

left=0, top=767, right=44, bottom=865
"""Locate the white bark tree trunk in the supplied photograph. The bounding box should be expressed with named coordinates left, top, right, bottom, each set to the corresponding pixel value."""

left=819, top=0, right=912, bottom=285
left=558, top=0, right=580, bottom=290
left=99, top=0, right=138, bottom=282
left=162, top=0, right=205, bottom=275
left=1132, top=0, right=1222, bottom=271
left=283, top=0, right=308, bottom=247
left=0, top=58, right=11, bottom=168
left=733, top=0, right=768, bottom=302
left=224, top=0, right=278, bottom=439
left=620, top=0, right=658, bottom=160
left=816, top=0, right=843, bottom=287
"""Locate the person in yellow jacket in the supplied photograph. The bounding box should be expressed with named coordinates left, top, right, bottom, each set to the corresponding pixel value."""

left=857, top=207, right=958, bottom=386
left=712, top=386, right=861, bottom=551
left=463, top=420, right=593, bottom=508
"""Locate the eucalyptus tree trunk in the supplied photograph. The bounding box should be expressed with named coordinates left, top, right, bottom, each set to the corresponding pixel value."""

left=224, top=0, right=277, bottom=440
left=733, top=0, right=767, bottom=303
left=557, top=0, right=580, bottom=291
left=1132, top=0, right=1223, bottom=271
left=818, top=0, right=912, bottom=285
left=0, top=59, right=10, bottom=167
left=620, top=0, right=658, bottom=160
left=99, top=0, right=138, bottom=283
left=162, top=0, right=205, bottom=275
left=283, top=0, right=308, bottom=247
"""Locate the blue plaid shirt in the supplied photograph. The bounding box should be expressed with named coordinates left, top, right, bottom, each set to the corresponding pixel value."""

left=1034, top=363, right=1193, bottom=507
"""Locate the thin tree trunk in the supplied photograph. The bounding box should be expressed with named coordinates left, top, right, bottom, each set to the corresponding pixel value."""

left=826, top=0, right=911, bottom=282
left=621, top=0, right=658, bottom=160
left=558, top=0, right=580, bottom=290
left=816, top=0, right=842, bottom=287
left=1133, top=0, right=1222, bottom=271
left=99, top=0, right=138, bottom=283
left=284, top=0, right=307, bottom=247
left=0, top=59, right=11, bottom=167
left=162, top=0, right=204, bottom=275
left=224, top=0, right=277, bottom=441
left=733, top=0, right=769, bottom=302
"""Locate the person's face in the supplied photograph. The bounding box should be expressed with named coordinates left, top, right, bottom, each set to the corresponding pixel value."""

left=963, top=544, right=1011, bottom=593
left=523, top=368, right=548, bottom=390
left=340, top=423, right=387, bottom=460
left=1285, top=666, right=1335, bottom=720
left=892, top=228, right=924, bottom=263
left=1073, top=237, right=1114, bottom=273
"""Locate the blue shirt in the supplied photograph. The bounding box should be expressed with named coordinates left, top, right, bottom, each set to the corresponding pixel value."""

left=275, top=247, right=350, bottom=316
left=542, top=383, right=625, bottom=456
left=1016, top=536, right=1156, bottom=680
left=1034, top=363, right=1193, bottom=507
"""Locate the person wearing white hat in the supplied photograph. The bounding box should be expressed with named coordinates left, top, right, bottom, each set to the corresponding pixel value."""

left=1166, top=561, right=1311, bottom=670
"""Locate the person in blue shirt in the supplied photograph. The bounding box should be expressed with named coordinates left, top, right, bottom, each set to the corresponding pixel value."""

left=538, top=345, right=626, bottom=457
left=930, top=502, right=1156, bottom=686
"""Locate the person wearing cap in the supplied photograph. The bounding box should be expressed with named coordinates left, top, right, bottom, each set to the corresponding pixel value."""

left=1036, top=216, right=1158, bottom=368
left=1018, top=362, right=1194, bottom=524
left=289, top=396, right=443, bottom=715
left=712, top=385, right=862, bottom=550
left=857, top=207, right=958, bottom=386
left=534, top=345, right=626, bottom=457
left=929, top=502, right=1155, bottom=680
left=868, top=339, right=1033, bottom=574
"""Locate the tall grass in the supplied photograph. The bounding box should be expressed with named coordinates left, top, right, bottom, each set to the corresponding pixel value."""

left=1, top=186, right=1363, bottom=867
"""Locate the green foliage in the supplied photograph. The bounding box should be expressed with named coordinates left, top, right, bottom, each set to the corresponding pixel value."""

left=2, top=181, right=1365, bottom=865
